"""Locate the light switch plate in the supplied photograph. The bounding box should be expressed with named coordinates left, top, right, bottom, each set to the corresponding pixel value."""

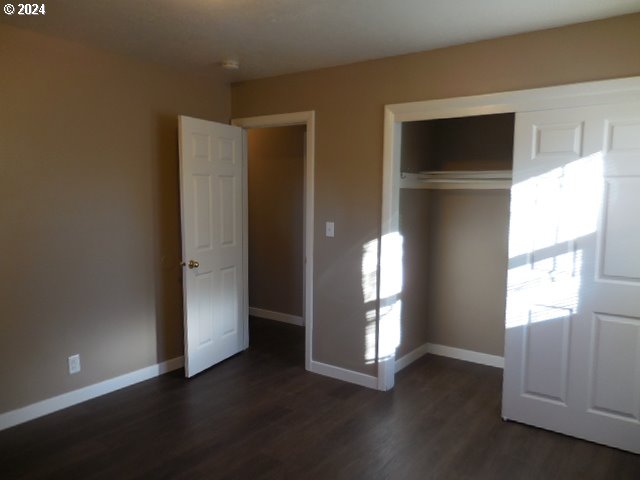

left=68, top=354, right=81, bottom=375
left=325, top=221, right=335, bottom=237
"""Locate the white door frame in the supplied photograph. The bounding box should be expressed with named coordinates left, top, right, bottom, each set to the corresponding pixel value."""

left=380, top=76, right=640, bottom=391
left=232, top=111, right=315, bottom=371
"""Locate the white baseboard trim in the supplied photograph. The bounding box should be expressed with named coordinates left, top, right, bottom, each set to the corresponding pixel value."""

left=395, top=342, right=504, bottom=372
left=395, top=343, right=431, bottom=372
left=0, top=356, right=184, bottom=431
left=426, top=343, right=504, bottom=368
left=309, top=360, right=377, bottom=389
left=249, top=307, right=304, bottom=326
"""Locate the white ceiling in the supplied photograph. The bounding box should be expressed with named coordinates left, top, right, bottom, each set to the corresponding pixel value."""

left=3, top=0, right=640, bottom=81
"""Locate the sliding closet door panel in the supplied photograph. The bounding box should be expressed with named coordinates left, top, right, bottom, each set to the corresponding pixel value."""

left=503, top=102, right=640, bottom=454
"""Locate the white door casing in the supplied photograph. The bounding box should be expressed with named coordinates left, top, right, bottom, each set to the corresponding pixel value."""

left=178, top=116, right=245, bottom=378
left=502, top=102, right=640, bottom=453
left=231, top=111, right=315, bottom=372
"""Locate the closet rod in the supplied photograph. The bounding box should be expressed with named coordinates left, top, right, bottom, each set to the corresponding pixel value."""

left=400, top=171, right=512, bottom=190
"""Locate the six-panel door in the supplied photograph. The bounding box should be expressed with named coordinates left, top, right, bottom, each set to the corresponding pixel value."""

left=503, top=102, right=640, bottom=453
left=179, top=116, right=245, bottom=378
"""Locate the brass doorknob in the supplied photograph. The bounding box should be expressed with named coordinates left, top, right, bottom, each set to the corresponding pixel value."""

left=182, top=260, right=199, bottom=269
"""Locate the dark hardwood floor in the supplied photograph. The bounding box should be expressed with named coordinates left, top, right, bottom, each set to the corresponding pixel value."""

left=1, top=317, right=638, bottom=479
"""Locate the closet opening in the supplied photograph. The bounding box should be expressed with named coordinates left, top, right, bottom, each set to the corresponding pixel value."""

left=395, top=112, right=515, bottom=376
left=379, top=77, right=640, bottom=452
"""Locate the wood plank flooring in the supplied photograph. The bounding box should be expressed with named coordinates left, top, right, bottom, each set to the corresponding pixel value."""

left=1, top=317, right=638, bottom=479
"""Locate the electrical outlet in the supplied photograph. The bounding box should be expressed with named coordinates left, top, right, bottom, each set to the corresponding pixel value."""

left=68, top=354, right=81, bottom=375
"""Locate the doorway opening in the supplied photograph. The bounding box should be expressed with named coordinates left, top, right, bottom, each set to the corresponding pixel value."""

left=231, top=111, right=315, bottom=370
left=246, top=125, right=306, bottom=365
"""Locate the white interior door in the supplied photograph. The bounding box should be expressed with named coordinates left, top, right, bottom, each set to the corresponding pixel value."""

left=503, top=102, right=640, bottom=453
left=178, top=116, right=246, bottom=377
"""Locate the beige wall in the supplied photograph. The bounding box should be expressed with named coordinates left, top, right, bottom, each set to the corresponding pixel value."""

left=398, top=189, right=431, bottom=357
left=248, top=126, right=305, bottom=317
left=0, top=24, right=229, bottom=413
left=401, top=114, right=514, bottom=172
left=231, top=14, right=640, bottom=375
left=424, top=190, right=511, bottom=356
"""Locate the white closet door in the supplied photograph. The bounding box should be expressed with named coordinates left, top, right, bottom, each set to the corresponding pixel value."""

left=502, top=102, right=640, bottom=453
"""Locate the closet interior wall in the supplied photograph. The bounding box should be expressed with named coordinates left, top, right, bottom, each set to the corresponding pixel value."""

left=398, top=114, right=514, bottom=359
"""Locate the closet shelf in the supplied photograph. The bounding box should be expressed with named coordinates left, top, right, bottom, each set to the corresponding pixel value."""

left=400, top=170, right=512, bottom=190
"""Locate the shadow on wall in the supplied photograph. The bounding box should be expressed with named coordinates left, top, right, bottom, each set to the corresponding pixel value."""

left=152, top=114, right=185, bottom=363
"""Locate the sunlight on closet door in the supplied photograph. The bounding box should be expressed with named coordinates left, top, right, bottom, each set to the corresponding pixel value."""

left=506, top=152, right=603, bottom=330
left=503, top=101, right=640, bottom=454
